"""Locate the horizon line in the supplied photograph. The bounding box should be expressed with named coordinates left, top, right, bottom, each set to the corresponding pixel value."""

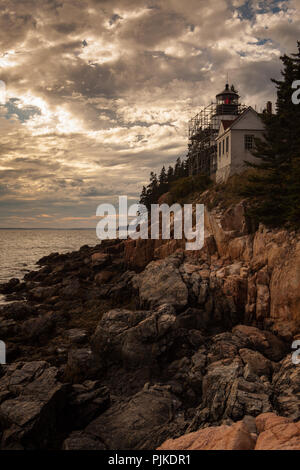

left=0, top=227, right=96, bottom=230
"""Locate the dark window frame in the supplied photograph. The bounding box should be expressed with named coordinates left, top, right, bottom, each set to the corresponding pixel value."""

left=245, top=134, right=254, bottom=150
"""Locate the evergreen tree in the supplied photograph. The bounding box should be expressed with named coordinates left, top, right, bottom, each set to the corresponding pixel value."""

left=159, top=166, right=167, bottom=185
left=139, top=185, right=148, bottom=207
left=182, top=159, right=189, bottom=177
left=147, top=172, right=159, bottom=206
left=167, top=165, right=174, bottom=184
left=158, top=166, right=168, bottom=197
left=242, top=41, right=300, bottom=228
left=174, top=157, right=182, bottom=178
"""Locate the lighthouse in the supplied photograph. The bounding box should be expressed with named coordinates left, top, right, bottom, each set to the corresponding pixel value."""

left=187, top=82, right=246, bottom=176
left=211, top=83, right=240, bottom=130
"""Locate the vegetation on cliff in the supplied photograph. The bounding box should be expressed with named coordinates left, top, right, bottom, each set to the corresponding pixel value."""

left=242, top=41, right=300, bottom=229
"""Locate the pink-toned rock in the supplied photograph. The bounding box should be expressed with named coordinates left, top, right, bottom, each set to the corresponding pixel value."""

left=124, top=238, right=155, bottom=269
left=158, top=421, right=256, bottom=450
left=158, top=414, right=300, bottom=451
left=269, top=240, right=300, bottom=327
left=239, top=348, right=272, bottom=377
left=220, top=203, right=249, bottom=234
left=222, top=275, right=248, bottom=311
left=255, top=413, right=300, bottom=450
left=228, top=236, right=253, bottom=262
left=256, top=284, right=270, bottom=321
left=154, top=240, right=185, bottom=260
left=233, top=325, right=269, bottom=350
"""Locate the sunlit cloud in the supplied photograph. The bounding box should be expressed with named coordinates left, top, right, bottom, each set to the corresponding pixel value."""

left=0, top=0, right=297, bottom=227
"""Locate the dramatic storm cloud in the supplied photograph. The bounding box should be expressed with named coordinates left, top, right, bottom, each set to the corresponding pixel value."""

left=0, top=0, right=299, bottom=227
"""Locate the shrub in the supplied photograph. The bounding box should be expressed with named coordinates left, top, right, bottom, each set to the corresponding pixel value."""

left=170, top=174, right=212, bottom=201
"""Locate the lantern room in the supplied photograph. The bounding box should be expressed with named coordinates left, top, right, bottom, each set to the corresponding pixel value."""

left=216, top=83, right=239, bottom=116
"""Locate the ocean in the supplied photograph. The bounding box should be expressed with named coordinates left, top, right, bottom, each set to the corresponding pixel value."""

left=0, top=229, right=99, bottom=295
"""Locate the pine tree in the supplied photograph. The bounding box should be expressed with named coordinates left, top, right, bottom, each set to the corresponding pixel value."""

left=182, top=159, right=189, bottom=177
left=242, top=41, right=300, bottom=228
left=147, top=172, right=159, bottom=206
left=139, top=185, right=148, bottom=207
left=287, top=156, right=300, bottom=226
left=167, top=165, right=174, bottom=184
left=158, top=166, right=168, bottom=197
left=159, top=166, right=167, bottom=185
left=174, top=157, right=182, bottom=178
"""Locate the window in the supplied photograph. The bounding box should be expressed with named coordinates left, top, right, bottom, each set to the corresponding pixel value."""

left=245, top=135, right=254, bottom=150
left=219, top=142, right=221, bottom=158
left=222, top=139, right=225, bottom=155
left=226, top=136, right=229, bottom=153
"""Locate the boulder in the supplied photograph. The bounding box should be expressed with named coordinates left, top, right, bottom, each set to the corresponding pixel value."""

left=158, top=421, right=255, bottom=450
left=201, top=357, right=244, bottom=423
left=190, top=354, right=273, bottom=428
left=84, top=385, right=181, bottom=450
left=91, top=305, right=179, bottom=369
left=91, top=309, right=151, bottom=365
left=91, top=252, right=110, bottom=267
left=63, top=431, right=106, bottom=450
left=272, top=355, right=300, bottom=420
left=239, top=348, right=273, bottom=378
left=21, top=313, right=55, bottom=342
left=135, top=254, right=188, bottom=309
left=255, top=413, right=300, bottom=450
left=158, top=413, right=300, bottom=450
left=224, top=376, right=272, bottom=420
left=0, top=278, right=20, bottom=295
left=94, top=271, right=114, bottom=284
left=61, top=279, right=82, bottom=300
left=232, top=325, right=287, bottom=361
left=28, top=286, right=58, bottom=301
left=65, top=348, right=99, bottom=382
left=65, top=329, right=87, bottom=345
left=0, top=302, right=36, bottom=321
left=106, top=270, right=135, bottom=301
left=0, top=319, right=19, bottom=338
left=207, top=332, right=246, bottom=364
left=0, top=361, right=68, bottom=449
left=65, top=381, right=110, bottom=429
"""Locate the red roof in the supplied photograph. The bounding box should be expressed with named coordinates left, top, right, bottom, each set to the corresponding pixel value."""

left=221, top=119, right=236, bottom=130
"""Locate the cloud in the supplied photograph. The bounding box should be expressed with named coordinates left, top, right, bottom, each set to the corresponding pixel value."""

left=0, top=0, right=296, bottom=227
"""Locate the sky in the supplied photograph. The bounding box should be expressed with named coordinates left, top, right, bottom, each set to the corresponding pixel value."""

left=0, top=0, right=299, bottom=228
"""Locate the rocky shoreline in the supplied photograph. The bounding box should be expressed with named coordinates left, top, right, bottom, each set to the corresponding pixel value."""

left=0, top=201, right=299, bottom=450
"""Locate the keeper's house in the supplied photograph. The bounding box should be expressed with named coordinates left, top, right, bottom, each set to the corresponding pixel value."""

left=187, top=83, right=271, bottom=183
left=216, top=106, right=265, bottom=183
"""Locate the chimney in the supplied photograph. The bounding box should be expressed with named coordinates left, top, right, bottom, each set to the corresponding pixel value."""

left=266, top=101, right=272, bottom=114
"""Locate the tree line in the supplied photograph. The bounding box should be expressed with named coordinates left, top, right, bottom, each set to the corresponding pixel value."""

left=243, top=40, right=300, bottom=229
left=139, top=157, right=189, bottom=210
